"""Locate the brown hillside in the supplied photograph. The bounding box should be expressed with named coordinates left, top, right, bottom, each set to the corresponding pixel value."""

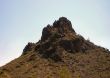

left=0, top=17, right=110, bottom=78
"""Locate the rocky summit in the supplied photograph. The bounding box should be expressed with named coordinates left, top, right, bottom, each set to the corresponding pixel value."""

left=0, top=17, right=110, bottom=78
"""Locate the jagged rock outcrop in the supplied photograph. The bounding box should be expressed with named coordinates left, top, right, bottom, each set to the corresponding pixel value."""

left=23, top=42, right=36, bottom=55
left=41, top=17, right=75, bottom=42
left=22, top=17, right=97, bottom=61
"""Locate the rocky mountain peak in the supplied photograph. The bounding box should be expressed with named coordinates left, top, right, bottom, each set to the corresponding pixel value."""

left=53, top=17, right=74, bottom=32
left=23, top=17, right=97, bottom=61
left=41, top=17, right=76, bottom=41
left=0, top=17, right=110, bottom=78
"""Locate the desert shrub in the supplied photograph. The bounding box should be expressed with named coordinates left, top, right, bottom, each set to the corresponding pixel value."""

left=0, top=70, right=3, bottom=75
left=76, top=73, right=81, bottom=78
left=58, top=66, right=72, bottom=78
left=15, top=65, right=20, bottom=68
left=45, top=73, right=52, bottom=78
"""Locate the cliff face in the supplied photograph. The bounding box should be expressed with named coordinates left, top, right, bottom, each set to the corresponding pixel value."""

left=0, top=17, right=110, bottom=78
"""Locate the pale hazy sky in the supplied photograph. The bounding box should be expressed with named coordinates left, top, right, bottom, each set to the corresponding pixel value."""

left=0, top=0, right=110, bottom=66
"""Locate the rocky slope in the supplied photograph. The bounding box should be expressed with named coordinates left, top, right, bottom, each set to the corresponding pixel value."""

left=0, top=17, right=110, bottom=78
